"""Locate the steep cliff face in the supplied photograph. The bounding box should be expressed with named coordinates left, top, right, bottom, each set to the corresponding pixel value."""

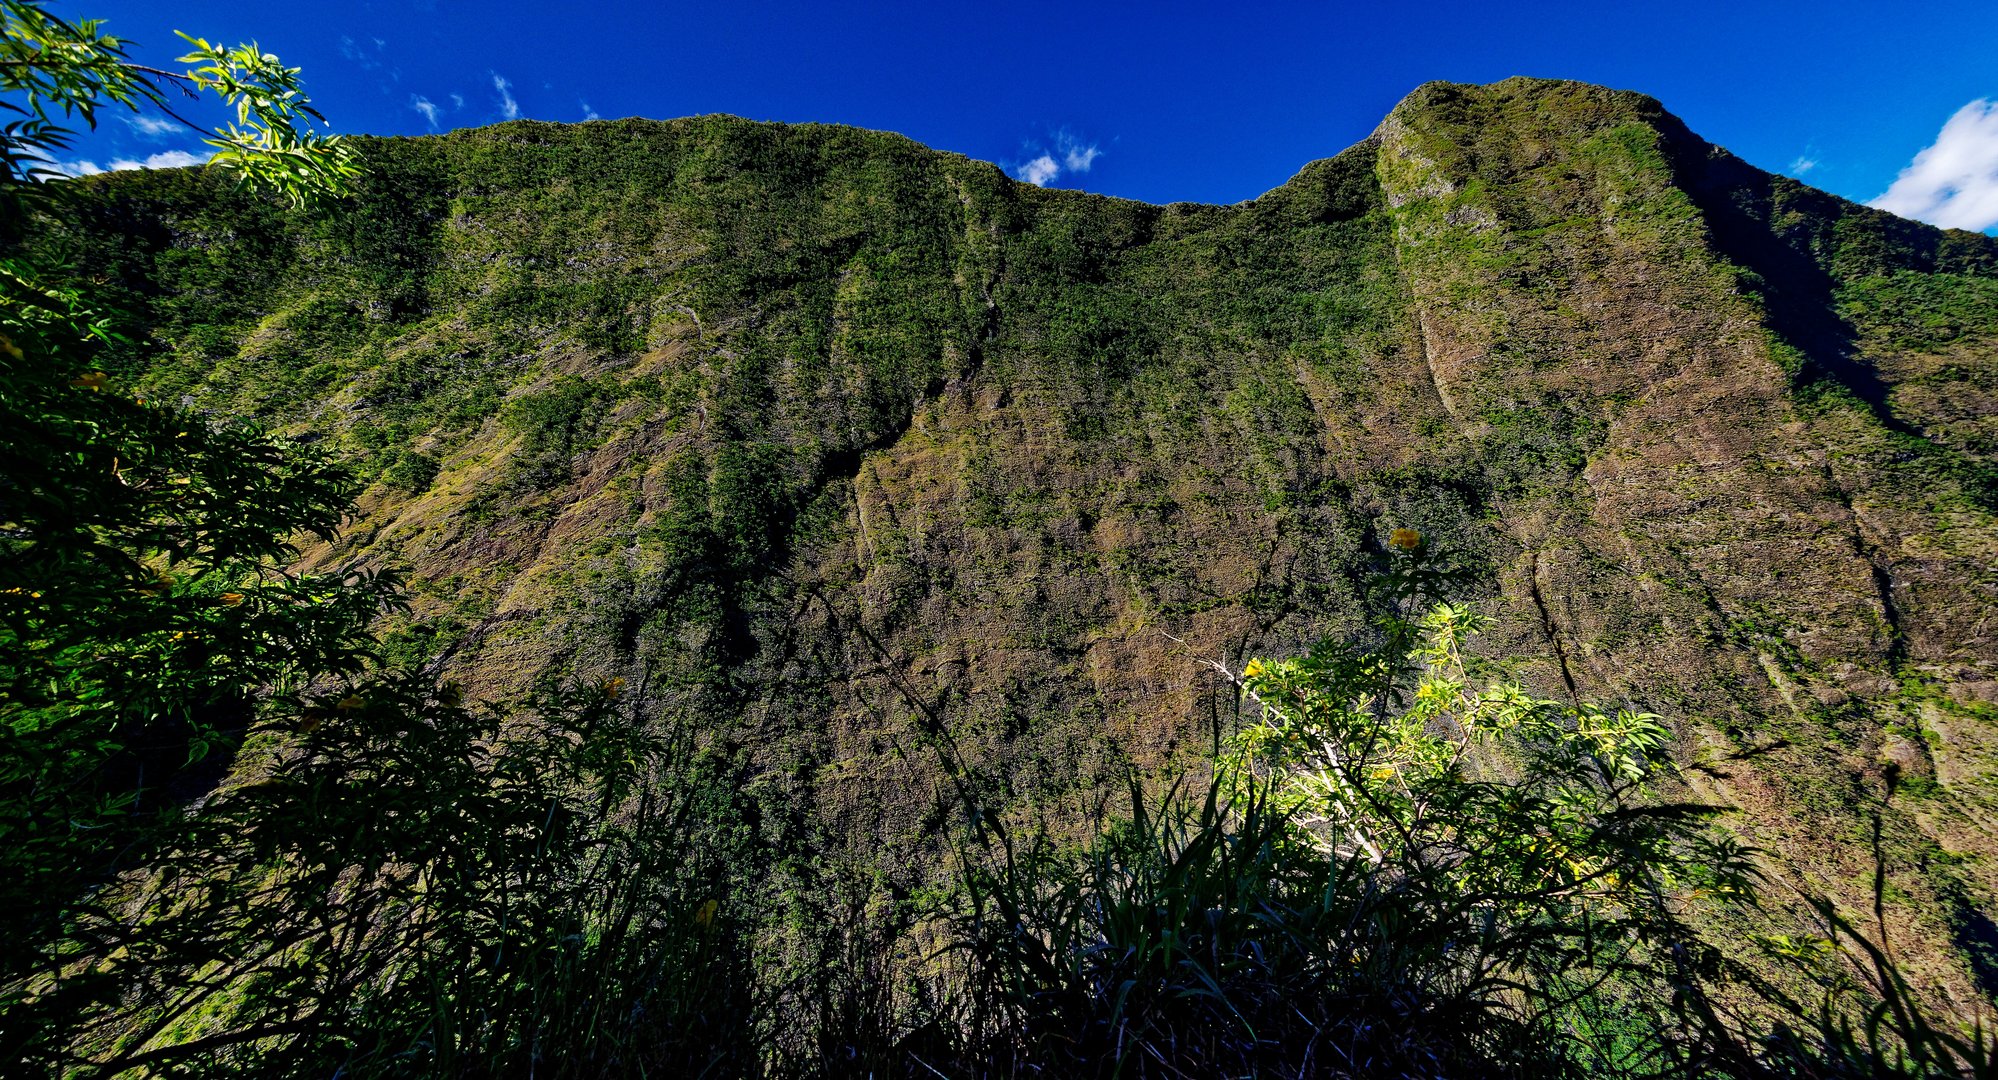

left=47, top=78, right=1998, bottom=991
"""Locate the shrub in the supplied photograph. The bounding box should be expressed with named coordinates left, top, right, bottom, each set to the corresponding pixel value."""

left=931, top=535, right=1994, bottom=1078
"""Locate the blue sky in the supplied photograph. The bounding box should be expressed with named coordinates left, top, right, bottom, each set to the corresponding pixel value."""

left=45, top=1, right=1998, bottom=230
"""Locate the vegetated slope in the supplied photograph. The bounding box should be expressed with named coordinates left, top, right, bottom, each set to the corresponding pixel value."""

left=46, top=77, right=1998, bottom=999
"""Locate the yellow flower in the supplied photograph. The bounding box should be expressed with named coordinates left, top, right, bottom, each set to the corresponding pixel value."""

left=0, top=333, right=22, bottom=360
left=1242, top=659, right=1266, bottom=679
left=333, top=694, right=367, bottom=713
left=694, top=899, right=718, bottom=928
left=69, top=371, right=108, bottom=391
left=602, top=676, right=626, bottom=700
left=218, top=592, right=245, bottom=606
left=1388, top=527, right=1423, bottom=552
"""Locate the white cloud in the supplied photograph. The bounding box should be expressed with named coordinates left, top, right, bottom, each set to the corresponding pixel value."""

left=125, top=114, right=179, bottom=139
left=1014, top=154, right=1060, bottom=186
left=106, top=150, right=208, bottom=171
left=1057, top=129, right=1101, bottom=172
left=449, top=92, right=464, bottom=110
left=1789, top=155, right=1818, bottom=176
left=28, top=150, right=201, bottom=178
left=411, top=94, right=441, bottom=129
left=1009, top=128, right=1104, bottom=186
left=581, top=100, right=601, bottom=121
left=1871, top=99, right=1998, bottom=232
left=492, top=72, right=520, bottom=120
left=339, top=34, right=385, bottom=71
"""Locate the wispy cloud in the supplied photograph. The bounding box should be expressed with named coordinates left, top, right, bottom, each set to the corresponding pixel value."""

left=1788, top=155, right=1818, bottom=176
left=125, top=114, right=179, bottom=139
left=45, top=158, right=103, bottom=177
left=339, top=34, right=385, bottom=72
left=106, top=150, right=208, bottom=171
left=449, top=91, right=465, bottom=110
left=1057, top=129, right=1101, bottom=172
left=39, top=147, right=208, bottom=178
left=581, top=100, right=601, bottom=121
left=1013, top=154, right=1060, bottom=186
left=411, top=94, right=441, bottom=129
left=1871, top=99, right=1998, bottom=232
left=492, top=72, right=520, bottom=120
left=338, top=33, right=400, bottom=87
left=1008, top=128, right=1104, bottom=187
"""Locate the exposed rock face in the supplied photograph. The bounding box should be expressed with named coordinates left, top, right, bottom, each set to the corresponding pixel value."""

left=47, top=77, right=1998, bottom=994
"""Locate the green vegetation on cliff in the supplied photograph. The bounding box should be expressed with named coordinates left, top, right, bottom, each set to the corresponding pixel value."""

left=6, top=20, right=1998, bottom=1071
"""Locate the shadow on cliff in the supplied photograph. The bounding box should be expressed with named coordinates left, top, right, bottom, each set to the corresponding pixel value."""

left=1654, top=118, right=1908, bottom=433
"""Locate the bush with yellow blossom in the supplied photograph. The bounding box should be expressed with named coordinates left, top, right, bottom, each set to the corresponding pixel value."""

left=1223, top=534, right=1757, bottom=1025
left=947, top=531, right=1766, bottom=1076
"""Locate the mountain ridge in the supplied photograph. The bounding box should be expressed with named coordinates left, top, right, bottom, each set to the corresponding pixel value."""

left=40, top=76, right=1998, bottom=1001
